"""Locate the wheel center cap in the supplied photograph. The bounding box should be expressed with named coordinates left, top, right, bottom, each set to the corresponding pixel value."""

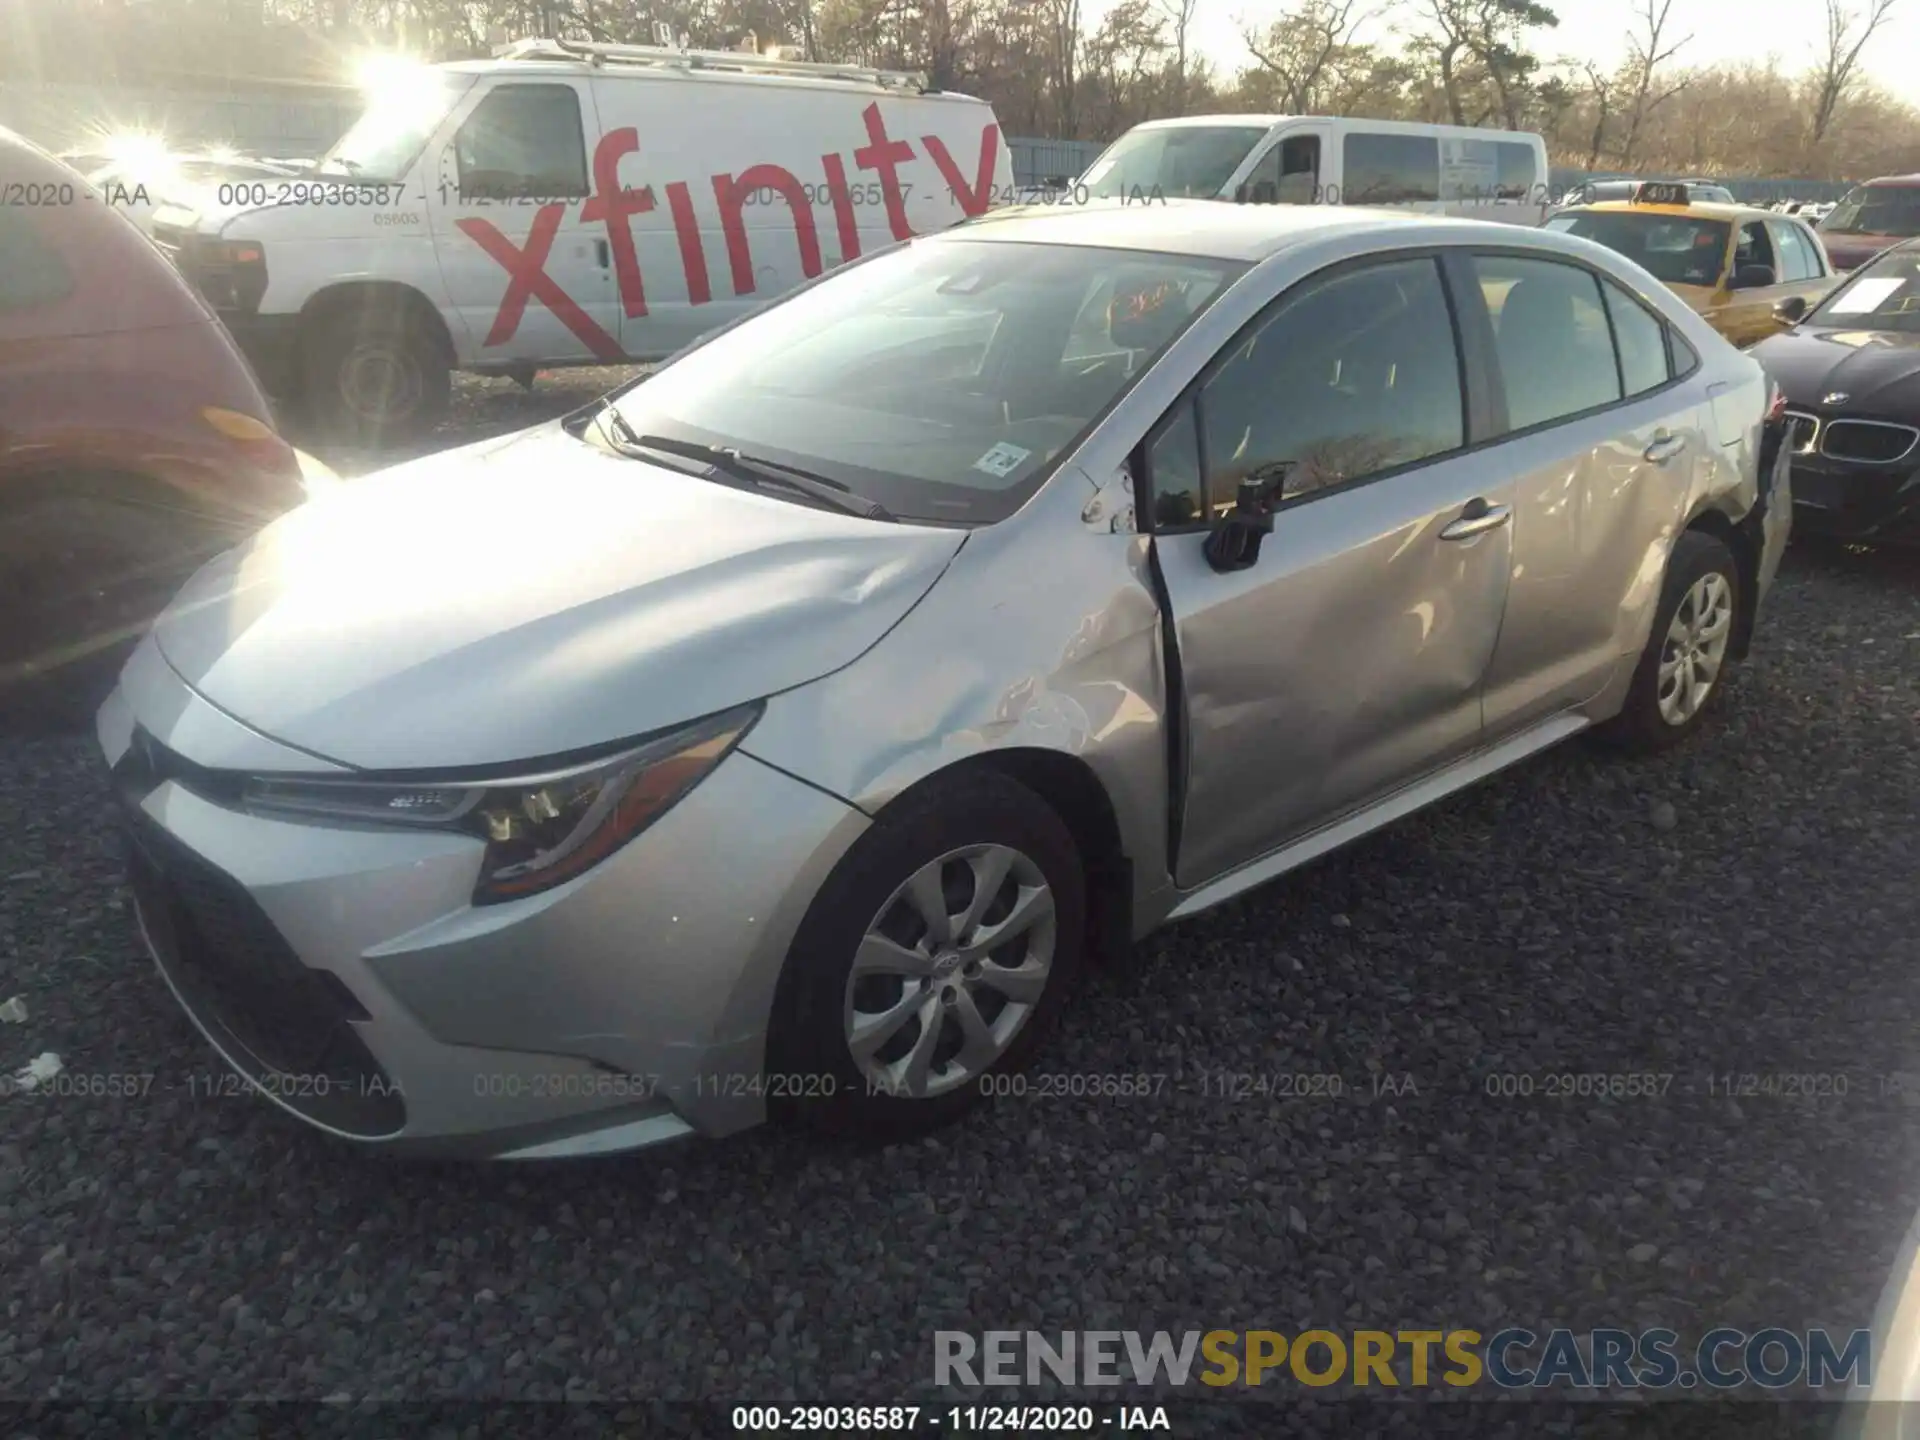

left=932, top=951, right=962, bottom=978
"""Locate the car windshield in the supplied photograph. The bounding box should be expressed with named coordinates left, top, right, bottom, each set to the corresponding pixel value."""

left=1078, top=125, right=1271, bottom=201
left=604, top=238, right=1244, bottom=524
left=1806, top=246, right=1920, bottom=330
left=314, top=72, right=473, bottom=183
left=1819, top=186, right=1920, bottom=238
left=1544, top=210, right=1731, bottom=286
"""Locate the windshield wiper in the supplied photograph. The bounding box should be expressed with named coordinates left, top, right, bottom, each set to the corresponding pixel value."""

left=621, top=426, right=895, bottom=522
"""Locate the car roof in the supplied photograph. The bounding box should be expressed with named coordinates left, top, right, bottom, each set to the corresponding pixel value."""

left=944, top=199, right=1577, bottom=262
left=1573, top=199, right=1784, bottom=223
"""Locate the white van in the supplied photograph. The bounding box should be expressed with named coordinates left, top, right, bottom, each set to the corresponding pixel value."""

left=1074, top=115, right=1550, bottom=227
left=148, top=37, right=1014, bottom=445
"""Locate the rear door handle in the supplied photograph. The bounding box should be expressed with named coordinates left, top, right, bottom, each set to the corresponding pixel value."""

left=1645, top=433, right=1687, bottom=464
left=594, top=239, right=611, bottom=268
left=1440, top=499, right=1512, bottom=540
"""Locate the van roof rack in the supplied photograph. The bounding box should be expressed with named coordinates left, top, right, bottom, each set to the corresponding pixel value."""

left=491, top=36, right=931, bottom=93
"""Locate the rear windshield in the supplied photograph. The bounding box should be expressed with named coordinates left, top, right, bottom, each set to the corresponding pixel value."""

left=1808, top=246, right=1920, bottom=330
left=1819, top=185, right=1920, bottom=239
left=1079, top=125, right=1270, bottom=201
left=1543, top=210, right=1730, bottom=287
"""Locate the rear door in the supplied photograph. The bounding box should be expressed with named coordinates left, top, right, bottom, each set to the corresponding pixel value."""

left=425, top=76, right=621, bottom=365
left=1471, top=251, right=1715, bottom=737
left=1146, top=251, right=1515, bottom=888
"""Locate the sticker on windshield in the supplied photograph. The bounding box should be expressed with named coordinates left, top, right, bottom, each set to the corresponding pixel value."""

left=1827, top=277, right=1907, bottom=314
left=972, top=442, right=1032, bottom=478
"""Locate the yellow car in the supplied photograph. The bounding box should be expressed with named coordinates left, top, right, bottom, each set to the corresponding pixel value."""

left=1545, top=182, right=1841, bottom=347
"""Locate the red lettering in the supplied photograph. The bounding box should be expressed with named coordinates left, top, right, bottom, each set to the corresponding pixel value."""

left=820, top=152, right=861, bottom=265
left=713, top=165, right=824, bottom=297
left=667, top=181, right=711, bottom=306
left=854, top=103, right=917, bottom=242
left=456, top=208, right=623, bottom=360
left=923, top=124, right=1001, bottom=218
left=580, top=127, right=655, bottom=319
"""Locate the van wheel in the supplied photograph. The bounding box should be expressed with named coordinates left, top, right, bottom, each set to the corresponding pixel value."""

left=767, top=771, right=1086, bottom=1143
left=1597, top=530, right=1741, bottom=754
left=303, top=309, right=449, bottom=448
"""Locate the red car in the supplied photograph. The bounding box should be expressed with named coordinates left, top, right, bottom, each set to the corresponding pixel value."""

left=1816, top=175, right=1920, bottom=271
left=0, top=127, right=321, bottom=727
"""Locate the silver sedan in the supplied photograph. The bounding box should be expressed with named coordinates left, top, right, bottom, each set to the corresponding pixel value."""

left=100, top=201, right=1792, bottom=1159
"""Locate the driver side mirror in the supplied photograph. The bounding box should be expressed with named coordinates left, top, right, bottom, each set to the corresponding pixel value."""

left=1773, top=294, right=1809, bottom=325
left=1731, top=264, right=1778, bottom=290
left=1203, top=465, right=1290, bottom=572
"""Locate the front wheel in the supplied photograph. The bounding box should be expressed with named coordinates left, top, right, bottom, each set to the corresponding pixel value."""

left=1597, top=530, right=1741, bottom=753
left=768, top=771, right=1086, bottom=1142
left=301, top=309, right=450, bottom=449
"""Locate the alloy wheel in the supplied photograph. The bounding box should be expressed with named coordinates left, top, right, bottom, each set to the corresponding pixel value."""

left=1657, top=570, right=1734, bottom=726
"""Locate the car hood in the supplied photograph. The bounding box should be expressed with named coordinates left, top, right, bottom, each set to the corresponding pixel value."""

left=1751, top=325, right=1920, bottom=416
left=152, top=422, right=967, bottom=771
left=1820, top=232, right=1904, bottom=269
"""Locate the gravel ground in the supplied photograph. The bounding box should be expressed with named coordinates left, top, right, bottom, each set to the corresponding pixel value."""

left=2, top=384, right=1919, bottom=1435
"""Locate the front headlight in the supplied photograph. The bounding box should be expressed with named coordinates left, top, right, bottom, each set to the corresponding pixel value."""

left=241, top=704, right=760, bottom=903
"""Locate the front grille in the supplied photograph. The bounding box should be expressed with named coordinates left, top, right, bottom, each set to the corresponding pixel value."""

left=1822, top=419, right=1920, bottom=465
left=122, top=801, right=405, bottom=1138
left=1783, top=411, right=1822, bottom=455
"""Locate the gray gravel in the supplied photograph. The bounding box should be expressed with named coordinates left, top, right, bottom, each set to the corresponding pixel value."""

left=2, top=384, right=1919, bottom=1431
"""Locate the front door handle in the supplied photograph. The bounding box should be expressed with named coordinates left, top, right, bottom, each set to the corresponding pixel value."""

left=1440, top=499, right=1512, bottom=541
left=1645, top=432, right=1687, bottom=464
left=594, top=238, right=611, bottom=269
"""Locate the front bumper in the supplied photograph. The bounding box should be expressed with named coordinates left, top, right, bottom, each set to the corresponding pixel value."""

left=1790, top=456, right=1920, bottom=544
left=98, top=642, right=869, bottom=1159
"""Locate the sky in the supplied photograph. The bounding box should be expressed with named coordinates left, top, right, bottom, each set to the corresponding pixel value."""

left=1129, top=0, right=1917, bottom=94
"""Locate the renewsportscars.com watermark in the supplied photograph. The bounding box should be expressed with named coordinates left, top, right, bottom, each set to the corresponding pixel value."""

left=934, top=1328, right=1873, bottom=1390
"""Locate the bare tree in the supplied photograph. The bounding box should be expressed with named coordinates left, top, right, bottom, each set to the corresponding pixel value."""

left=1809, top=0, right=1896, bottom=146
left=1158, top=0, right=1197, bottom=110
left=1243, top=0, right=1372, bottom=114
left=1618, top=0, right=1689, bottom=166
left=1579, top=59, right=1613, bottom=169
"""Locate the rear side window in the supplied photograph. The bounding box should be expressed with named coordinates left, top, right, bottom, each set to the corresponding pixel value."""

left=1192, top=256, right=1464, bottom=507
left=454, top=84, right=589, bottom=200
left=1474, top=255, right=1622, bottom=431
left=0, top=206, right=74, bottom=312
left=1667, top=327, right=1701, bottom=378
left=1496, top=142, right=1538, bottom=201
left=1343, top=132, right=1439, bottom=205
left=1601, top=280, right=1670, bottom=396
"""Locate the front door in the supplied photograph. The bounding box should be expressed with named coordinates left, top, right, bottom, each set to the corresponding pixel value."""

left=1145, top=254, right=1514, bottom=889
left=425, top=78, right=623, bottom=366
left=1711, top=218, right=1798, bottom=347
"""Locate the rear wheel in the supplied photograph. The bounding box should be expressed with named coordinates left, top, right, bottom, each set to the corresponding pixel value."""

left=301, top=307, right=450, bottom=449
left=1597, top=530, right=1741, bottom=754
left=768, top=771, right=1086, bottom=1142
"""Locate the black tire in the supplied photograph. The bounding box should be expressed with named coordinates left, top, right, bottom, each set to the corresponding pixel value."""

left=1597, top=530, right=1742, bottom=754
left=767, top=770, right=1086, bottom=1143
left=301, top=306, right=450, bottom=449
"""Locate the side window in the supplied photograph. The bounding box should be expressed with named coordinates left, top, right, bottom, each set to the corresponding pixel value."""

left=1600, top=279, right=1670, bottom=397
left=1768, top=222, right=1813, bottom=282
left=1145, top=403, right=1205, bottom=528
left=1196, top=257, right=1463, bottom=508
left=1277, top=135, right=1319, bottom=204
left=1796, top=224, right=1830, bottom=276
left=1667, top=327, right=1700, bottom=379
left=1735, top=221, right=1776, bottom=278
left=1342, top=132, right=1439, bottom=205
left=1240, top=145, right=1282, bottom=203
left=0, top=207, right=74, bottom=311
left=454, top=84, right=589, bottom=200
left=1496, top=142, right=1538, bottom=201
left=1474, top=255, right=1622, bottom=431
